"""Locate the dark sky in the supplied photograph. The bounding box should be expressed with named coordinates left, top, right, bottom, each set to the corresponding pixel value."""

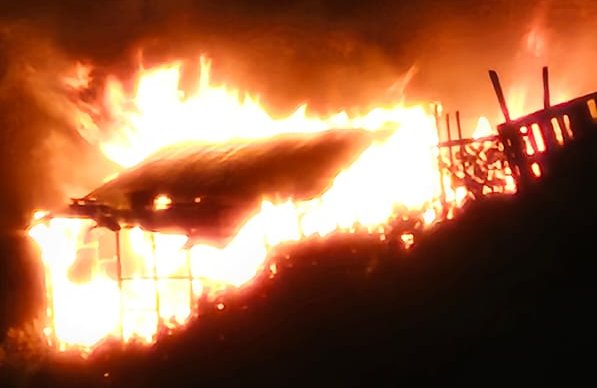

left=1, top=0, right=596, bottom=229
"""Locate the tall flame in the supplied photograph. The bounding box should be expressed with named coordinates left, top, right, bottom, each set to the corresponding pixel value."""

left=29, top=56, right=511, bottom=352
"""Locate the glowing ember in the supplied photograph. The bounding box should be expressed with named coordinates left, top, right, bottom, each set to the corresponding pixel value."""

left=400, top=232, right=415, bottom=250
left=28, top=56, right=516, bottom=353
left=153, top=194, right=172, bottom=211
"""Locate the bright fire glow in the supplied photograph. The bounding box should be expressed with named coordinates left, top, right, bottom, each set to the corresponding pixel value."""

left=473, top=117, right=495, bottom=139
left=28, top=56, right=516, bottom=353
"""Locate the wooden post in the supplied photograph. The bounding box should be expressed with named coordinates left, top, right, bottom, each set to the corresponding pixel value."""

left=150, top=233, right=161, bottom=335
left=455, top=111, right=464, bottom=142
left=115, top=230, right=124, bottom=342
left=434, top=104, right=446, bottom=206
left=542, top=66, right=550, bottom=109
left=44, top=263, right=58, bottom=349
left=455, top=110, right=465, bottom=160
left=186, top=249, right=195, bottom=317
left=489, top=70, right=511, bottom=122
left=490, top=69, right=530, bottom=189
left=539, top=66, right=559, bottom=152
left=445, top=113, right=454, bottom=167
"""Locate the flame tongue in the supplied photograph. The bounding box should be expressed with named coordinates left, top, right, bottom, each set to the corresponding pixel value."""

left=29, top=56, right=506, bottom=352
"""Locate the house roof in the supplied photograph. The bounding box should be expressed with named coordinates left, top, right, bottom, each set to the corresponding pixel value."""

left=85, top=128, right=385, bottom=209
left=73, top=129, right=387, bottom=244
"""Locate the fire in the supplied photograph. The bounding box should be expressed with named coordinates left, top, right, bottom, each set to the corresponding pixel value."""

left=473, top=117, right=495, bottom=139
left=153, top=194, right=172, bottom=211
left=75, top=57, right=438, bottom=170
left=28, top=56, right=514, bottom=353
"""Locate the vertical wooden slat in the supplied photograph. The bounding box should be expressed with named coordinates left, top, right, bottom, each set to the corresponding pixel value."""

left=150, top=233, right=161, bottom=335
left=115, top=230, right=124, bottom=342
left=434, top=104, right=446, bottom=206
left=445, top=113, right=454, bottom=167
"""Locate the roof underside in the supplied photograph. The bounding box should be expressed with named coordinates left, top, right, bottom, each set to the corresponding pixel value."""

left=75, top=129, right=389, bottom=244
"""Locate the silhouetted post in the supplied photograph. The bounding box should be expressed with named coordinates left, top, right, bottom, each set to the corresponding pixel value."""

left=489, top=70, right=511, bottom=122
left=542, top=66, right=550, bottom=110
left=185, top=248, right=195, bottom=317
left=150, top=233, right=162, bottom=334
left=455, top=110, right=467, bottom=161
left=115, top=231, right=124, bottom=342
left=489, top=70, right=530, bottom=189
left=455, top=111, right=464, bottom=142
left=445, top=113, right=454, bottom=167
left=434, top=104, right=446, bottom=206
left=540, top=66, right=559, bottom=153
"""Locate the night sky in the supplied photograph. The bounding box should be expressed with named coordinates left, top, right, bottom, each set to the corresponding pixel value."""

left=1, top=0, right=596, bottom=338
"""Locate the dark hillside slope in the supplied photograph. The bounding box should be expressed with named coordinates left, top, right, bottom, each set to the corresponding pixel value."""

left=3, top=132, right=597, bottom=387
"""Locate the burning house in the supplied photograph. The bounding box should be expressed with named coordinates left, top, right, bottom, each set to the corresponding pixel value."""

left=29, top=128, right=398, bottom=349
left=1, top=2, right=596, bottom=386
left=23, top=54, right=597, bottom=356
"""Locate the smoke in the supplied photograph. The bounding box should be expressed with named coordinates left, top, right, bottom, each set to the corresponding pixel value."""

left=1, top=0, right=597, bottom=229
left=0, top=24, right=115, bottom=230
left=384, top=0, right=597, bottom=130
left=1, top=0, right=597, bottom=337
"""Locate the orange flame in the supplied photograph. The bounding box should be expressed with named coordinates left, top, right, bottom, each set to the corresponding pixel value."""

left=28, top=56, right=514, bottom=353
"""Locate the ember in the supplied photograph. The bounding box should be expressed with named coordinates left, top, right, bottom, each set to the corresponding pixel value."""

left=31, top=57, right=580, bottom=354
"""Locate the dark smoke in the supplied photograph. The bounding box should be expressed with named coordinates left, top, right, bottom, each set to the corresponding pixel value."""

left=0, top=0, right=596, bottom=330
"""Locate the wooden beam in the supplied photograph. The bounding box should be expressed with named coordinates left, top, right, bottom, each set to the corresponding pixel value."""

left=543, top=66, right=551, bottom=109
left=489, top=70, right=511, bottom=122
